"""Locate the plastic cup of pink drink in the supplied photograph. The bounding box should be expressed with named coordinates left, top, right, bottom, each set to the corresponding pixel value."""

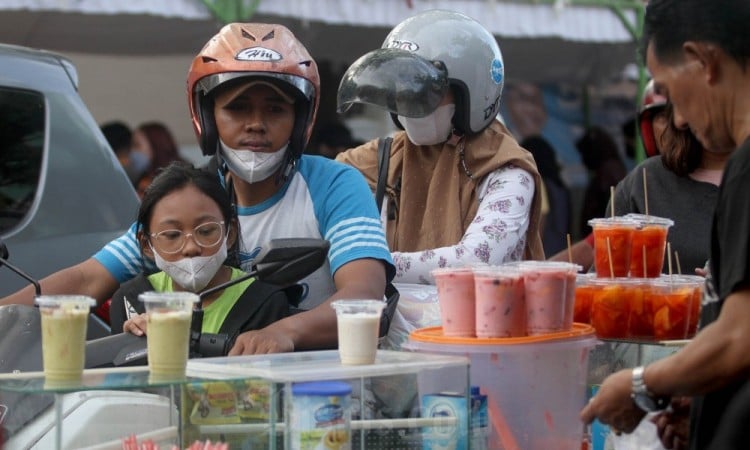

left=472, top=267, right=526, bottom=338
left=432, top=267, right=476, bottom=337
left=519, top=261, right=581, bottom=335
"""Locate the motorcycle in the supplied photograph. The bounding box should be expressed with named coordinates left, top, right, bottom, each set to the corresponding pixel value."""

left=0, top=237, right=329, bottom=449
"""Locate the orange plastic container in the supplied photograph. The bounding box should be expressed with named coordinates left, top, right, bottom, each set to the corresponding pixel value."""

left=589, top=217, right=637, bottom=278
left=407, top=324, right=598, bottom=450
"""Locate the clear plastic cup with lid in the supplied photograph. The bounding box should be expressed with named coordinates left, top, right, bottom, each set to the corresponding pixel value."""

left=625, top=214, right=675, bottom=278
left=518, top=261, right=581, bottom=335
left=472, top=266, right=526, bottom=338
left=431, top=267, right=476, bottom=337
left=588, top=217, right=638, bottom=278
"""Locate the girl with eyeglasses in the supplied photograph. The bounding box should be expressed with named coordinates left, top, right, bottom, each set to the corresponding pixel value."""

left=110, top=161, right=295, bottom=338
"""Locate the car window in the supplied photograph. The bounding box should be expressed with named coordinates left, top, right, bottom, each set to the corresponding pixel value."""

left=0, top=87, right=44, bottom=233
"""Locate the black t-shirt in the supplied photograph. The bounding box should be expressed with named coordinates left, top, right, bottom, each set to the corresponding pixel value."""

left=690, top=138, right=750, bottom=450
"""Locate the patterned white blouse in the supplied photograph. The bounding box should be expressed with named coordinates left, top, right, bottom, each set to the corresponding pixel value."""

left=390, top=165, right=535, bottom=284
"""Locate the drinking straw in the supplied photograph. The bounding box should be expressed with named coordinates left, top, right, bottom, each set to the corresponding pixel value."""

left=675, top=250, right=682, bottom=275
left=643, top=168, right=650, bottom=216
left=643, top=245, right=647, bottom=278
left=667, top=242, right=674, bottom=288
left=610, top=186, right=616, bottom=218
left=486, top=393, right=521, bottom=450
left=607, top=237, right=614, bottom=278
left=567, top=233, right=573, bottom=264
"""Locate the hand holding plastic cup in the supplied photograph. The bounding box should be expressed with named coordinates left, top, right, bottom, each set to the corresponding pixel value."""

left=331, top=299, right=385, bottom=365
left=432, top=267, right=476, bottom=337
left=35, top=295, right=96, bottom=387
left=139, top=291, right=198, bottom=381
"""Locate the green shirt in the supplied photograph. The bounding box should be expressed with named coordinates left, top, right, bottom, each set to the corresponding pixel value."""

left=147, top=267, right=254, bottom=334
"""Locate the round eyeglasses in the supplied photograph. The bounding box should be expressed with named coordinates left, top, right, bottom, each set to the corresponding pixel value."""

left=149, top=221, right=225, bottom=254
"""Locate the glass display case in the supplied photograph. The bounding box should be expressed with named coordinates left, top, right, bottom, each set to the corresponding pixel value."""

left=0, top=350, right=470, bottom=449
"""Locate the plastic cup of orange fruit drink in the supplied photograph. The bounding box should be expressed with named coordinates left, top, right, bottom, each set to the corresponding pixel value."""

left=589, top=217, right=637, bottom=278
left=626, top=214, right=674, bottom=278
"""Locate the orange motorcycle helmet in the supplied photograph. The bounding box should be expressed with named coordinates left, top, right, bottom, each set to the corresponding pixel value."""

left=187, top=23, right=320, bottom=178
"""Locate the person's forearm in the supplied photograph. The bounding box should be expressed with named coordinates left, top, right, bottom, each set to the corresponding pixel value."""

left=268, top=260, right=387, bottom=351
left=0, top=259, right=119, bottom=307
left=646, top=289, right=750, bottom=396
left=266, top=298, right=339, bottom=351
left=548, top=238, right=594, bottom=272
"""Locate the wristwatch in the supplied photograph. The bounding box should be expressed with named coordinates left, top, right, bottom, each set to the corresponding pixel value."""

left=631, top=366, right=671, bottom=412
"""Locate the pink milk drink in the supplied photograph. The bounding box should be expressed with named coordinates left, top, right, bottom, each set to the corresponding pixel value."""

left=472, top=267, right=526, bottom=338
left=519, top=261, right=581, bottom=335
left=432, top=267, right=476, bottom=337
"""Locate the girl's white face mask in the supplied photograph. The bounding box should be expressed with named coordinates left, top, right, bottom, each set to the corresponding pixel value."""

left=398, top=103, right=456, bottom=145
left=220, top=140, right=288, bottom=184
left=151, top=238, right=227, bottom=293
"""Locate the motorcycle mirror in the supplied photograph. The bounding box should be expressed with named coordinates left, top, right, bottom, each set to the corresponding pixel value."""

left=253, top=238, right=330, bottom=285
left=0, top=237, right=41, bottom=296
left=199, top=238, right=329, bottom=300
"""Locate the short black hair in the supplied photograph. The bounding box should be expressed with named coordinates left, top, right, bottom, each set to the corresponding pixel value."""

left=100, top=121, right=132, bottom=155
left=642, top=0, right=750, bottom=68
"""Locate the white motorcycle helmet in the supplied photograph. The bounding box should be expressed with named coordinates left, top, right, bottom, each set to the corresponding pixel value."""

left=338, top=9, right=504, bottom=136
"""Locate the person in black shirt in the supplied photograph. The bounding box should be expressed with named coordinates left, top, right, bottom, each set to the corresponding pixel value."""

left=580, top=2, right=750, bottom=450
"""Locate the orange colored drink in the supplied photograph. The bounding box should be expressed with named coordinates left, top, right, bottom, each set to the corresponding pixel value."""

left=648, top=279, right=696, bottom=340
left=673, top=275, right=704, bottom=338
left=590, top=280, right=631, bottom=339
left=624, top=279, right=653, bottom=339
left=626, top=215, right=674, bottom=278
left=589, top=218, right=637, bottom=278
left=574, top=275, right=597, bottom=324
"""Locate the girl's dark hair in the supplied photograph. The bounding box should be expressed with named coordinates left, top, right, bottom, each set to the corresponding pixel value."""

left=137, top=161, right=240, bottom=265
left=659, top=104, right=703, bottom=177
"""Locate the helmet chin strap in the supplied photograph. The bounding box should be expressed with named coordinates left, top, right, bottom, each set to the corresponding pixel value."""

left=274, top=145, right=296, bottom=185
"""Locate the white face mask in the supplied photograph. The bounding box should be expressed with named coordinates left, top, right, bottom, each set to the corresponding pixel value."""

left=398, top=103, right=456, bottom=145
left=220, top=140, right=288, bottom=184
left=151, top=238, right=227, bottom=293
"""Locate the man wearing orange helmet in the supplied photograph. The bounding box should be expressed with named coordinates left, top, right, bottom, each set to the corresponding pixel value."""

left=0, top=23, right=394, bottom=355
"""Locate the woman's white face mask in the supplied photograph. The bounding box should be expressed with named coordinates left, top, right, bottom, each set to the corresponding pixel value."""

left=220, top=140, right=288, bottom=184
left=151, top=238, right=227, bottom=293
left=398, top=103, right=456, bottom=145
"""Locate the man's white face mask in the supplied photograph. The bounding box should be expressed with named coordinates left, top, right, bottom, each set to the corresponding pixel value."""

left=151, top=238, right=227, bottom=293
left=220, top=140, right=288, bottom=184
left=398, top=103, right=456, bottom=145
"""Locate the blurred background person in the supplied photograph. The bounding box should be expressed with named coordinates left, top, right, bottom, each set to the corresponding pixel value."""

left=131, top=121, right=186, bottom=198
left=309, top=121, right=362, bottom=159
left=576, top=125, right=628, bottom=237
left=521, top=135, right=571, bottom=257
left=100, top=120, right=141, bottom=184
